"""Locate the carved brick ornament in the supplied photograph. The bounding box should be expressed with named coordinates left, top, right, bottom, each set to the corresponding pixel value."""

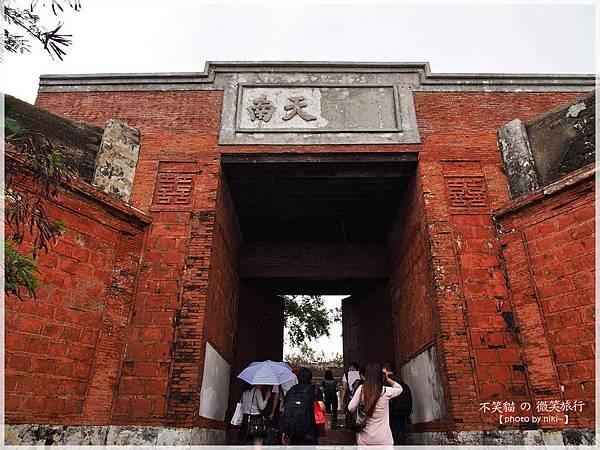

left=154, top=172, right=194, bottom=205
left=446, top=177, right=489, bottom=208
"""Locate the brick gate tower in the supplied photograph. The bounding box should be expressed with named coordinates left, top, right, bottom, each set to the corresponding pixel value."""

left=4, top=62, right=595, bottom=445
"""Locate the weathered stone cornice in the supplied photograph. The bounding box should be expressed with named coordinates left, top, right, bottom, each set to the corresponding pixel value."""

left=38, top=61, right=595, bottom=93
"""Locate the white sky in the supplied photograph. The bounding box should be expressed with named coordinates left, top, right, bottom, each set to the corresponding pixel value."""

left=284, top=295, right=346, bottom=359
left=1, top=1, right=596, bottom=103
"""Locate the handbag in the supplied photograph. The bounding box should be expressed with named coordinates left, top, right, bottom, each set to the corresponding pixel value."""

left=245, top=389, right=267, bottom=438
left=314, top=386, right=326, bottom=437
left=230, top=401, right=244, bottom=426
left=349, top=403, right=367, bottom=432
left=247, top=414, right=267, bottom=438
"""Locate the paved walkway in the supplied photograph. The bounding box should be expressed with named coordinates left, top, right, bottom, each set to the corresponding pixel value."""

left=319, top=427, right=356, bottom=445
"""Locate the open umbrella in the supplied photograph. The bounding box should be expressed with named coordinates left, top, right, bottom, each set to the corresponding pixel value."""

left=237, top=360, right=296, bottom=385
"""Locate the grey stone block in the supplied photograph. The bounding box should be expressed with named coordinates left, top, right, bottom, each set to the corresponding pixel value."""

left=4, top=424, right=108, bottom=445
left=498, top=118, right=540, bottom=198
left=190, top=427, right=227, bottom=445
left=92, top=119, right=141, bottom=203
left=407, top=429, right=595, bottom=446
left=562, top=428, right=596, bottom=445
left=543, top=431, right=566, bottom=445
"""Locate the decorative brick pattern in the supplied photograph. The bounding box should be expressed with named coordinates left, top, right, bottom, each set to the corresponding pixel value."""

left=153, top=161, right=199, bottom=207
left=154, top=173, right=194, bottom=205
left=446, top=177, right=488, bottom=209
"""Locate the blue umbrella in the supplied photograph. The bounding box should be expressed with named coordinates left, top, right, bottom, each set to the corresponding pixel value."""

left=237, top=360, right=296, bottom=385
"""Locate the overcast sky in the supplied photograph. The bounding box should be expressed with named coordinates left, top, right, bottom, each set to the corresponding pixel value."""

left=284, top=296, right=345, bottom=359
left=1, top=1, right=596, bottom=103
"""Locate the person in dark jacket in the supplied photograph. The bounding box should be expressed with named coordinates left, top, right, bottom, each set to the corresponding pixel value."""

left=383, top=361, right=413, bottom=445
left=321, top=369, right=339, bottom=428
left=282, top=367, right=325, bottom=445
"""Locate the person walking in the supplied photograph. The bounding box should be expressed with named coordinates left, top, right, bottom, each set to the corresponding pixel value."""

left=281, top=367, right=325, bottom=445
left=340, top=361, right=360, bottom=411
left=321, top=369, right=339, bottom=428
left=347, top=362, right=403, bottom=446
left=267, top=369, right=298, bottom=440
left=383, top=361, right=413, bottom=445
left=239, top=382, right=271, bottom=445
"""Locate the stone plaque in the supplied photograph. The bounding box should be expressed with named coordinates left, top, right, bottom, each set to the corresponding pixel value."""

left=218, top=73, right=420, bottom=145
left=237, top=85, right=400, bottom=132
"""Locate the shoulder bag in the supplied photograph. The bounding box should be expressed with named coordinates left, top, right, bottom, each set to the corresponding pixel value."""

left=230, top=398, right=244, bottom=426
left=245, top=389, right=267, bottom=438
left=314, top=386, right=326, bottom=436
left=349, top=392, right=367, bottom=433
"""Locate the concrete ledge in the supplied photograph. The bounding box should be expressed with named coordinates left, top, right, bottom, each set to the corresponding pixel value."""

left=493, top=162, right=596, bottom=220
left=6, top=424, right=595, bottom=446
left=408, top=429, right=596, bottom=446
left=38, top=61, right=595, bottom=93
left=4, top=424, right=226, bottom=445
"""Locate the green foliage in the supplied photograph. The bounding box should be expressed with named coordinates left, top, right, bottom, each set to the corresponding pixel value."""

left=5, top=116, right=23, bottom=135
left=4, top=241, right=40, bottom=300
left=53, top=219, right=68, bottom=235
left=4, top=103, right=22, bottom=135
left=4, top=101, right=73, bottom=299
left=286, top=344, right=343, bottom=367
left=3, top=3, right=79, bottom=300
left=3, top=0, right=81, bottom=60
left=282, top=294, right=340, bottom=346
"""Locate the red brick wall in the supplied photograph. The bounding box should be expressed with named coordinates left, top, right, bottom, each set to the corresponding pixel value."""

left=205, top=176, right=242, bottom=362
left=342, top=284, right=395, bottom=368
left=5, top=175, right=148, bottom=425
left=495, top=168, right=595, bottom=429
left=411, top=92, right=584, bottom=432
left=32, top=89, right=589, bottom=432
left=228, top=281, right=284, bottom=418
left=33, top=91, right=228, bottom=427
left=387, top=173, right=436, bottom=367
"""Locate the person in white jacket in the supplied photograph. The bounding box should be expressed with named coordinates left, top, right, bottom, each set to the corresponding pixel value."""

left=239, top=382, right=271, bottom=445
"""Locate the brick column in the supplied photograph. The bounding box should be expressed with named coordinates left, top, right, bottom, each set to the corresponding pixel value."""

left=84, top=233, right=144, bottom=422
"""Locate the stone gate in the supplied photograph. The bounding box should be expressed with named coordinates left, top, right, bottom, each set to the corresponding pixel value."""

left=4, top=62, right=595, bottom=445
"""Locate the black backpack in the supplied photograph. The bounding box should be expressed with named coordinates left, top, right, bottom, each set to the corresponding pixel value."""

left=281, top=384, right=314, bottom=439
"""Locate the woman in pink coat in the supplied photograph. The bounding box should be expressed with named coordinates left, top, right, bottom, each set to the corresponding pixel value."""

left=348, top=362, right=404, bottom=446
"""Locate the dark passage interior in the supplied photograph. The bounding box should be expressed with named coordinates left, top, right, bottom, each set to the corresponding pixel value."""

left=219, top=152, right=428, bottom=421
